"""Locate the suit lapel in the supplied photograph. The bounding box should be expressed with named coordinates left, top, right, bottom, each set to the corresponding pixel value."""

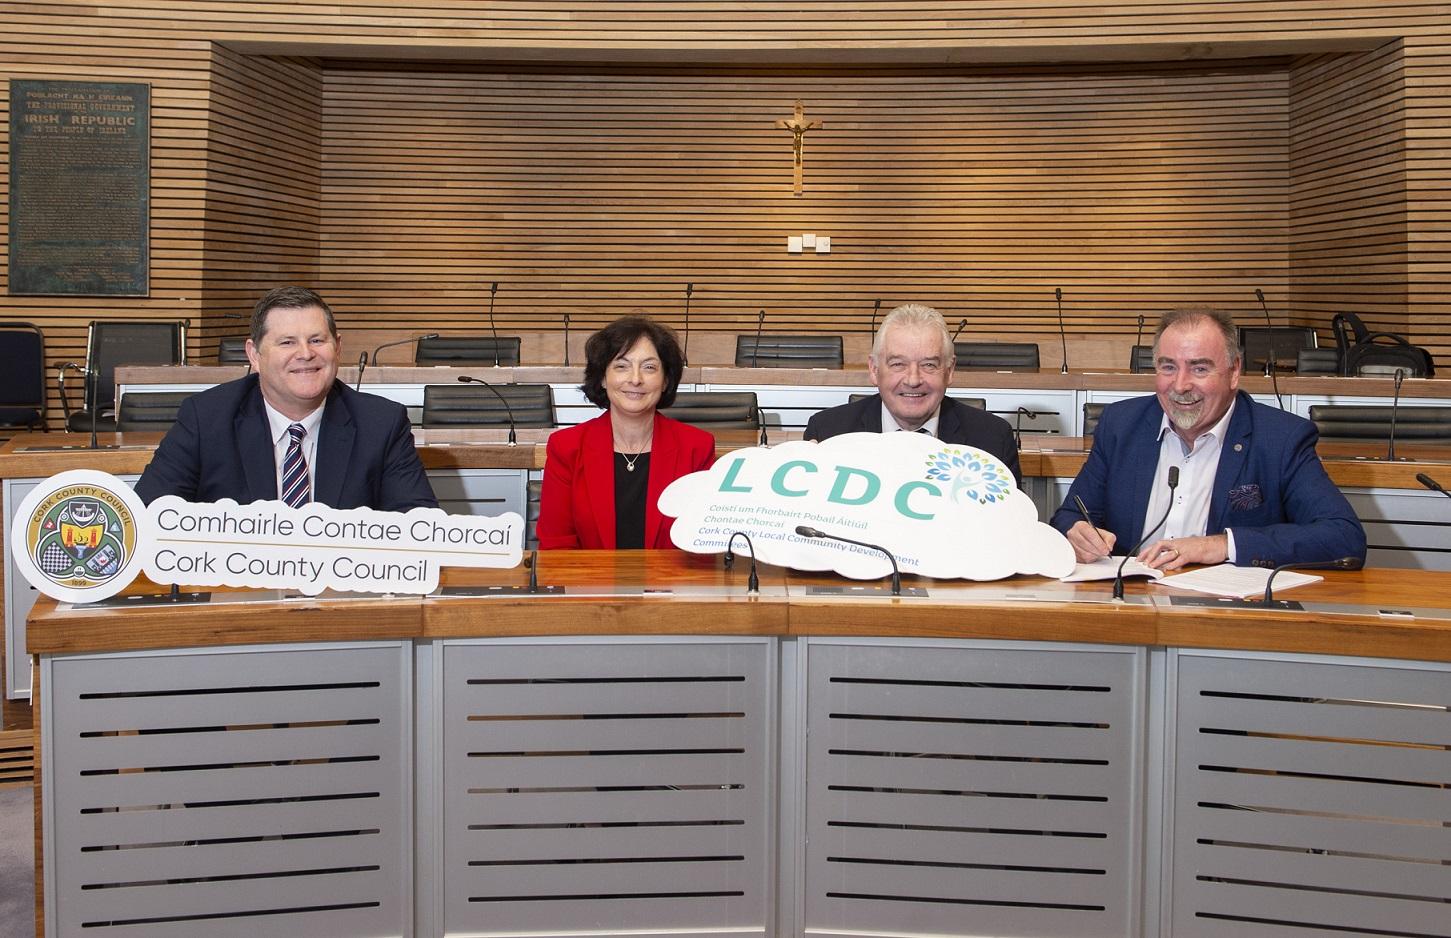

left=937, top=398, right=963, bottom=442
left=313, top=384, right=354, bottom=509
left=1209, top=392, right=1253, bottom=531
left=236, top=383, right=278, bottom=501
left=1124, top=403, right=1163, bottom=549
left=581, top=414, right=616, bottom=548
left=858, top=396, right=884, bottom=433
left=644, top=413, right=675, bottom=548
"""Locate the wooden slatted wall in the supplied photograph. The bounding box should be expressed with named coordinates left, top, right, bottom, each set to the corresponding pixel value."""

left=0, top=0, right=1447, bottom=424
left=318, top=60, right=1292, bottom=348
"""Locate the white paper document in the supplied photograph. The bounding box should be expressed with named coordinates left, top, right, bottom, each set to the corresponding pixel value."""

left=1060, top=556, right=1164, bottom=582
left=1151, top=564, right=1321, bottom=599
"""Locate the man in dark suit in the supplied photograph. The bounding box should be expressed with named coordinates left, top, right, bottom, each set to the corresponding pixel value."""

left=1050, top=308, right=1364, bottom=569
left=135, top=286, right=437, bottom=511
left=803, top=303, right=1021, bottom=482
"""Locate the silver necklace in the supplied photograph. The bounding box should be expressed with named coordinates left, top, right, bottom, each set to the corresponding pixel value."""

left=618, top=436, right=652, bottom=472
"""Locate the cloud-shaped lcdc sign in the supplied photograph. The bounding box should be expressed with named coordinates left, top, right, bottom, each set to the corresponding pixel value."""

left=659, top=432, right=1073, bottom=581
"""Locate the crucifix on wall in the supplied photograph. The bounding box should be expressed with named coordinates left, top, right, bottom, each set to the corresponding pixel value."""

left=775, top=101, right=823, bottom=196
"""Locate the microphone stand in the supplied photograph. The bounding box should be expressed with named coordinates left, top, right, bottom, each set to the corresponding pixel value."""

left=354, top=352, right=368, bottom=392
left=371, top=332, right=440, bottom=370
left=1388, top=368, right=1405, bottom=462
left=1113, top=466, right=1180, bottom=601
left=1013, top=406, right=1039, bottom=448
left=795, top=525, right=901, bottom=596
left=950, top=318, right=968, bottom=344
left=682, top=283, right=693, bottom=366
left=563, top=312, right=571, bottom=367
left=722, top=531, right=760, bottom=593
left=752, top=310, right=766, bottom=367
left=1055, top=287, right=1068, bottom=374
left=757, top=406, right=769, bottom=447
left=1263, top=556, right=1362, bottom=606
left=1417, top=473, right=1451, bottom=498
left=88, top=365, right=99, bottom=450
left=488, top=281, right=501, bottom=366
left=1255, top=288, right=1285, bottom=410
left=869, top=298, right=881, bottom=337
left=457, top=374, right=518, bottom=445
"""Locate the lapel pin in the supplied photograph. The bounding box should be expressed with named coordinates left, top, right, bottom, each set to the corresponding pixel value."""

left=1233, top=443, right=1243, bottom=452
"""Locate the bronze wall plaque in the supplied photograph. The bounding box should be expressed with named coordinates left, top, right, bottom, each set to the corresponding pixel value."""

left=8, top=80, right=150, bottom=296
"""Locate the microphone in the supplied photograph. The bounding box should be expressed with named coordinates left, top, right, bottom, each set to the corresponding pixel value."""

left=354, top=351, right=368, bottom=392
left=527, top=549, right=540, bottom=593
left=682, top=283, right=693, bottom=366
left=1013, top=406, right=1039, bottom=448
left=795, top=525, right=901, bottom=596
left=87, top=364, right=100, bottom=450
left=751, top=310, right=766, bottom=367
left=488, top=281, right=501, bottom=366
left=1255, top=287, right=1285, bottom=410
left=1113, top=466, right=1180, bottom=601
left=562, top=312, right=571, bottom=367
left=757, top=405, right=769, bottom=447
left=457, top=374, right=518, bottom=445
left=869, top=298, right=881, bottom=337
left=1388, top=368, right=1405, bottom=462
left=1055, top=287, right=1068, bottom=374
left=1135, top=313, right=1145, bottom=350
left=950, top=318, right=968, bottom=343
left=371, top=332, right=439, bottom=368
left=1263, top=556, right=1362, bottom=606
left=722, top=531, right=760, bottom=593
left=1417, top=473, right=1451, bottom=497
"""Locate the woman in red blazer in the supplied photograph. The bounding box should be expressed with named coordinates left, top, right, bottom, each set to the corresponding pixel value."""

left=538, top=316, right=715, bottom=550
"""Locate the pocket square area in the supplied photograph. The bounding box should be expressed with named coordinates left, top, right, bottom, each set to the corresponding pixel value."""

left=1229, top=483, right=1263, bottom=511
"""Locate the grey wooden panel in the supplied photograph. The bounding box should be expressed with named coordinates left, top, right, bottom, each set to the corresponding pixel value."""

left=1169, top=651, right=1451, bottom=938
left=440, top=638, right=773, bottom=937
left=44, top=643, right=411, bottom=938
left=803, top=639, right=1144, bottom=938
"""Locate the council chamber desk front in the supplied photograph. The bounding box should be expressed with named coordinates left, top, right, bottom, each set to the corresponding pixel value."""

left=26, top=554, right=1451, bottom=938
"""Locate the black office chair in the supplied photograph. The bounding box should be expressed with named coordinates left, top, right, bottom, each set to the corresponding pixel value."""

left=1309, top=405, right=1451, bottom=442
left=1083, top=402, right=1106, bottom=437
left=1129, top=345, right=1154, bottom=374
left=0, top=322, right=47, bottom=432
left=735, top=335, right=843, bottom=369
left=218, top=336, right=250, bottom=365
left=58, top=320, right=187, bottom=433
left=416, top=335, right=522, bottom=367
left=848, top=393, right=987, bottom=411
left=1240, top=326, right=1318, bottom=374
left=116, top=391, right=197, bottom=432
left=662, top=392, right=761, bottom=429
left=1295, top=347, right=1340, bottom=376
left=421, top=383, right=555, bottom=428
left=954, top=342, right=1040, bottom=372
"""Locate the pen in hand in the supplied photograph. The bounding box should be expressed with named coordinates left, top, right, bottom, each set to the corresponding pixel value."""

left=1073, top=495, right=1109, bottom=559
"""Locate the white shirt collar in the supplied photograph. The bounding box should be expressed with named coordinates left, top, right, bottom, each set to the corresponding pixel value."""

left=263, top=399, right=325, bottom=445
left=881, top=400, right=941, bottom=437
left=1157, top=396, right=1237, bottom=455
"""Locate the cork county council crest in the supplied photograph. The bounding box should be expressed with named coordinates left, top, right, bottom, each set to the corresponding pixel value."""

left=11, top=470, right=150, bottom=603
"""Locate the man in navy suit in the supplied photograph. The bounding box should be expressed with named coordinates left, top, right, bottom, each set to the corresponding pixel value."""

left=804, top=303, right=1021, bottom=482
left=135, top=286, right=437, bottom=511
left=1051, top=308, right=1363, bottom=570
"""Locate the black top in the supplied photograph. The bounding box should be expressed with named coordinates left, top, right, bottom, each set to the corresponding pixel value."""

left=613, top=451, right=650, bottom=549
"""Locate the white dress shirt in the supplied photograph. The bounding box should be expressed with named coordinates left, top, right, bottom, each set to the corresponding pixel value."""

left=1142, top=399, right=1239, bottom=562
left=263, top=401, right=325, bottom=503
left=880, top=401, right=941, bottom=437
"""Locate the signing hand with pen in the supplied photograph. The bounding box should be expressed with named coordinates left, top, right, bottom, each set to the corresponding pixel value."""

left=1065, top=496, right=1115, bottom=562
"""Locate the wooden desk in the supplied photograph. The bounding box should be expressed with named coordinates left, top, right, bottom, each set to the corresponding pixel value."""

left=26, top=554, right=1451, bottom=938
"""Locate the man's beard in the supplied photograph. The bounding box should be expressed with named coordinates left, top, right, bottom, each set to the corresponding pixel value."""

left=1166, top=393, right=1202, bottom=431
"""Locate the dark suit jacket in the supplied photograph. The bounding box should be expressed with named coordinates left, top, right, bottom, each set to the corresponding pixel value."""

left=537, top=411, right=715, bottom=550
left=1049, top=391, right=1365, bottom=567
left=803, top=393, right=1022, bottom=482
left=134, top=374, right=438, bottom=511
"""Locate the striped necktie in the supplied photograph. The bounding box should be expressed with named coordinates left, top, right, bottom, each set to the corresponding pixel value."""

left=280, top=423, right=311, bottom=507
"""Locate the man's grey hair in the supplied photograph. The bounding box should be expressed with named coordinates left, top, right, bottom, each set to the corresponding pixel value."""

left=1152, top=306, right=1241, bottom=368
left=871, top=303, right=955, bottom=362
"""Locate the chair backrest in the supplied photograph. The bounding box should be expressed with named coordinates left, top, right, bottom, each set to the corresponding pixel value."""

left=1308, top=404, right=1451, bottom=441
left=421, top=383, right=554, bottom=428
left=86, top=320, right=187, bottom=411
left=116, top=391, right=197, bottom=432
left=661, top=391, right=760, bottom=429
left=0, top=322, right=46, bottom=428
left=1083, top=401, right=1106, bottom=437
left=1295, top=347, right=1340, bottom=375
left=954, top=341, right=1040, bottom=372
left=1239, top=326, right=1317, bottom=373
left=415, top=335, right=522, bottom=367
left=735, top=335, right=843, bottom=369
left=847, top=393, right=986, bottom=411
left=1129, top=345, right=1154, bottom=374
left=218, top=336, right=250, bottom=365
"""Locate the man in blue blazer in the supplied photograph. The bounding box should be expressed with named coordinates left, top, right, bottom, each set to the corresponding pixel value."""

left=1050, top=309, right=1364, bottom=570
left=804, top=303, right=1021, bottom=482
left=135, top=287, right=437, bottom=511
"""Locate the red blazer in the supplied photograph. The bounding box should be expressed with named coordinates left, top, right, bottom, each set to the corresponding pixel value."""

left=538, top=411, right=716, bottom=550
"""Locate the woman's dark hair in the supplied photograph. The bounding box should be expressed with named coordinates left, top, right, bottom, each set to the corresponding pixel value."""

left=580, top=316, right=685, bottom=410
